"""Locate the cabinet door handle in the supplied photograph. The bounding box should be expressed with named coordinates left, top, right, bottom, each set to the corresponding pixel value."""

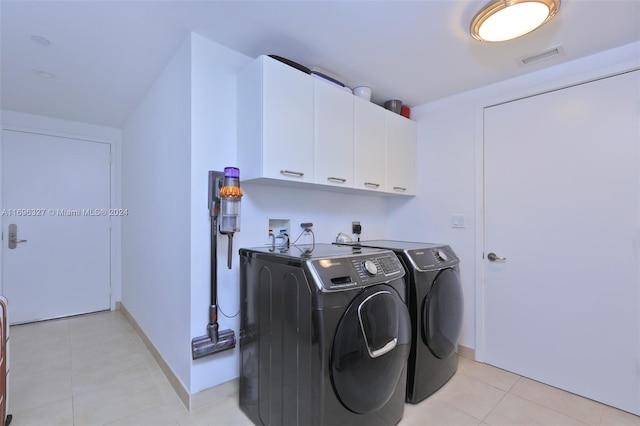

left=393, top=186, right=407, bottom=192
left=364, top=182, right=380, bottom=188
left=327, top=177, right=347, bottom=183
left=280, top=169, right=304, bottom=177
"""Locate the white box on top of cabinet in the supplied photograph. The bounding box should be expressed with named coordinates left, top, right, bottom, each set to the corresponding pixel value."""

left=237, top=55, right=416, bottom=196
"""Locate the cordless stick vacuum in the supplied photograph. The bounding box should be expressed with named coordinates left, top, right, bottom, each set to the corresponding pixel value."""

left=191, top=168, right=242, bottom=359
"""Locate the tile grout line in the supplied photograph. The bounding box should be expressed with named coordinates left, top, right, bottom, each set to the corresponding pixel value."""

left=506, top=384, right=601, bottom=426
left=67, top=317, right=79, bottom=426
left=506, top=392, right=593, bottom=425
left=457, top=363, right=522, bottom=394
left=447, top=362, right=524, bottom=424
left=479, top=376, right=521, bottom=424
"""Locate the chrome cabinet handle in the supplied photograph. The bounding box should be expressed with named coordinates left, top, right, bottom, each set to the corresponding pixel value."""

left=364, top=182, right=380, bottom=188
left=327, top=177, right=346, bottom=183
left=280, top=169, right=304, bottom=177
left=393, top=186, right=407, bottom=192
left=487, top=252, right=507, bottom=262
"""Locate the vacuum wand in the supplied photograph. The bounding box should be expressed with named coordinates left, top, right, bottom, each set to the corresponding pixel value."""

left=227, top=232, right=234, bottom=269
left=191, top=168, right=242, bottom=360
left=207, top=212, right=220, bottom=343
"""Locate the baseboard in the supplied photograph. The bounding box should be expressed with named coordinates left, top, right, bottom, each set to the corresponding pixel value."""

left=458, top=344, right=475, bottom=361
left=117, top=302, right=191, bottom=410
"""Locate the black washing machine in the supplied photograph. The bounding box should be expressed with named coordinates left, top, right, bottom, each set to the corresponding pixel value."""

left=239, top=244, right=411, bottom=425
left=340, top=240, right=464, bottom=403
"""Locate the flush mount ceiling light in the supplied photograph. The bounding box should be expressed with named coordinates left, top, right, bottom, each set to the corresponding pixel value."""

left=470, top=0, right=561, bottom=42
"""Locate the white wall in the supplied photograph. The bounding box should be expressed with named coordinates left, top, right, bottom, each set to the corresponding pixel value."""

left=387, top=98, right=477, bottom=348
left=188, top=33, right=251, bottom=392
left=387, top=41, right=640, bottom=353
left=121, top=37, right=193, bottom=389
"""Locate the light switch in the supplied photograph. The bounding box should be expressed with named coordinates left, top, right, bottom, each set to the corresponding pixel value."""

left=451, top=214, right=466, bottom=229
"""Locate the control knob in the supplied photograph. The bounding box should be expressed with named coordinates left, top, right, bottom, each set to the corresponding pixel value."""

left=362, top=260, right=378, bottom=276
left=435, top=249, right=448, bottom=262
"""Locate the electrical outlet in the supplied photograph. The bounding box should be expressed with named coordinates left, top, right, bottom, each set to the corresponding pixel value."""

left=352, top=221, right=361, bottom=235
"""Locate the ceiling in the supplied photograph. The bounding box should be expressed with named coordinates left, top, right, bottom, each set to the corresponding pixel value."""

left=1, top=1, right=639, bottom=128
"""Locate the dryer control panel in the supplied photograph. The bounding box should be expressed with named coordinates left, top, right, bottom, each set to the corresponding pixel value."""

left=405, top=245, right=459, bottom=272
left=307, top=252, right=404, bottom=292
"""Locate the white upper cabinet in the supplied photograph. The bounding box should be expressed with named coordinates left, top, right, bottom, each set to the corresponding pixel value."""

left=354, top=97, right=386, bottom=192
left=237, top=55, right=314, bottom=183
left=386, top=112, right=416, bottom=195
left=237, top=55, right=416, bottom=196
left=314, top=78, right=354, bottom=187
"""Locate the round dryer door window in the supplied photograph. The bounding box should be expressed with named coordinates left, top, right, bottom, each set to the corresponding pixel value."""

left=331, top=285, right=411, bottom=414
left=422, top=268, right=464, bottom=359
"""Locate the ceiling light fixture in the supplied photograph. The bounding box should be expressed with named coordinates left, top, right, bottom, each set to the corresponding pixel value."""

left=470, top=0, right=561, bottom=42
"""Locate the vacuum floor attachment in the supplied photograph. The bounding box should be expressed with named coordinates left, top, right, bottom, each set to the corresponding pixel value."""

left=192, top=329, right=236, bottom=360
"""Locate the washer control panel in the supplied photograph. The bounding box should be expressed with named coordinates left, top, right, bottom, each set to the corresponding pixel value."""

left=308, top=252, right=404, bottom=291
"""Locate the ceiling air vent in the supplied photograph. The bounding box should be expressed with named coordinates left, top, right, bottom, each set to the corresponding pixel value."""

left=520, top=45, right=563, bottom=65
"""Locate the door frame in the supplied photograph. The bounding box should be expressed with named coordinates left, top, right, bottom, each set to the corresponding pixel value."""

left=0, top=111, right=122, bottom=311
left=473, top=61, right=640, bottom=363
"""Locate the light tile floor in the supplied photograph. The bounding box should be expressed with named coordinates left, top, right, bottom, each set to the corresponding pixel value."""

left=8, top=310, right=640, bottom=426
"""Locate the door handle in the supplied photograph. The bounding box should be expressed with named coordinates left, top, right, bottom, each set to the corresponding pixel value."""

left=8, top=224, right=27, bottom=249
left=487, top=252, right=506, bottom=262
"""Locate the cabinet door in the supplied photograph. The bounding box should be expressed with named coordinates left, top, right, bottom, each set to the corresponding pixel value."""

left=354, top=97, right=386, bottom=192
left=385, top=112, right=416, bottom=195
left=314, top=79, right=354, bottom=187
left=262, top=57, right=314, bottom=183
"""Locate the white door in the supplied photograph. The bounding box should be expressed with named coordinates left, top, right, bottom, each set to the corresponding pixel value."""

left=483, top=70, right=640, bottom=414
left=2, top=130, right=111, bottom=324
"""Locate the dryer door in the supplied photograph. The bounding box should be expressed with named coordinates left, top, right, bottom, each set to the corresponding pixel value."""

left=331, top=285, right=411, bottom=414
left=422, top=268, right=464, bottom=359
